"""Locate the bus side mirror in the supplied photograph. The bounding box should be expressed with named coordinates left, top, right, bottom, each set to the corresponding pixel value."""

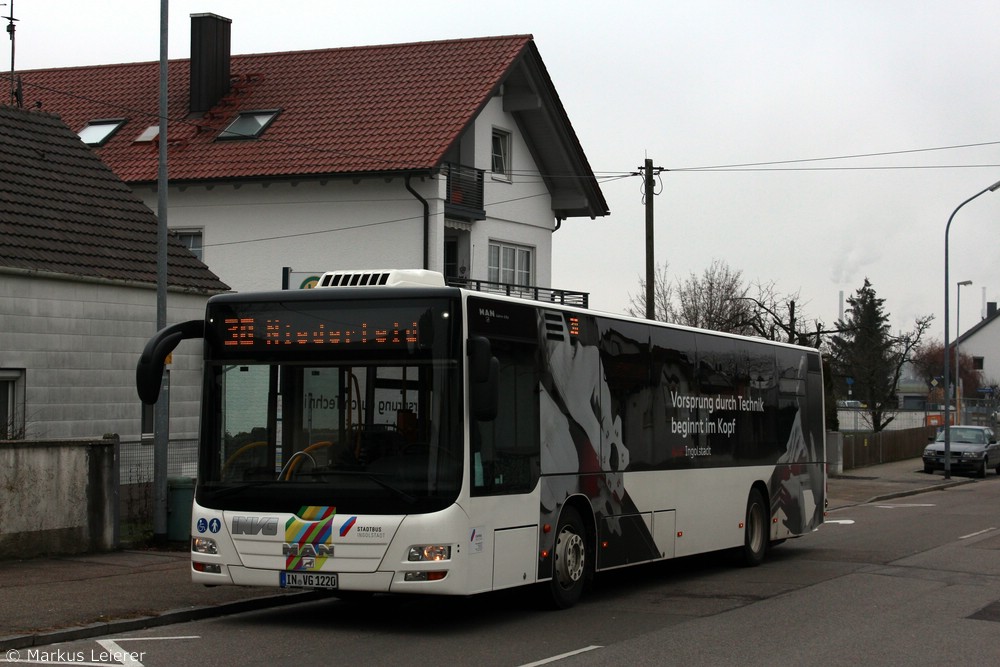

left=136, top=320, right=205, bottom=404
left=469, top=336, right=499, bottom=421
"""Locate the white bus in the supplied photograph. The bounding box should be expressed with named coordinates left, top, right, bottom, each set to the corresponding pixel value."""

left=137, top=269, right=825, bottom=608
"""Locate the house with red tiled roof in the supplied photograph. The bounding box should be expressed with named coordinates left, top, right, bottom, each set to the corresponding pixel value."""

left=0, top=103, right=227, bottom=442
left=17, top=13, right=607, bottom=297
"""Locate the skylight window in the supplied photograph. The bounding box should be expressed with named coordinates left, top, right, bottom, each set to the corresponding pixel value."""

left=134, top=125, right=160, bottom=143
left=218, top=110, right=280, bottom=140
left=78, top=119, right=126, bottom=147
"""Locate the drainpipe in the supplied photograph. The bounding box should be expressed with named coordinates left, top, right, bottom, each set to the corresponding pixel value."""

left=405, top=174, right=430, bottom=270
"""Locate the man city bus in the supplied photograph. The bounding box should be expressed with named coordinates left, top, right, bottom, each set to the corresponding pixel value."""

left=136, top=269, right=825, bottom=608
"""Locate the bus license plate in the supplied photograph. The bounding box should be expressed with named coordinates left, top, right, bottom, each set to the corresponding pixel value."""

left=281, top=572, right=338, bottom=589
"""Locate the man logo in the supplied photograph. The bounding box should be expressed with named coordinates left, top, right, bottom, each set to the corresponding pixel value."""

left=232, top=516, right=279, bottom=536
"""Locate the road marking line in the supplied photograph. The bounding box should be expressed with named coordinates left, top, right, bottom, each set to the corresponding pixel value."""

left=822, top=519, right=855, bottom=525
left=874, top=503, right=936, bottom=508
left=96, top=640, right=144, bottom=667
left=105, top=636, right=200, bottom=641
left=519, top=645, right=603, bottom=666
left=959, top=527, right=997, bottom=540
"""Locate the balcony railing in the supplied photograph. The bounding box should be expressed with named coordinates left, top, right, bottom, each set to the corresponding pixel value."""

left=444, top=163, right=485, bottom=221
left=447, top=277, right=589, bottom=308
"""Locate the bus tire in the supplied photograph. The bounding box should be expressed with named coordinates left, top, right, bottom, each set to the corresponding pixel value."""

left=548, top=506, right=589, bottom=609
left=742, top=487, right=768, bottom=567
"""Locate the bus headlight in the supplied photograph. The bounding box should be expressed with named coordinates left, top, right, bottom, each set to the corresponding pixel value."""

left=408, top=545, right=451, bottom=561
left=192, top=537, right=218, bottom=554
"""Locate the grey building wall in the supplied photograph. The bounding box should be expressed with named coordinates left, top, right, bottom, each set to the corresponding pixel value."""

left=0, top=437, right=117, bottom=557
left=0, top=272, right=211, bottom=442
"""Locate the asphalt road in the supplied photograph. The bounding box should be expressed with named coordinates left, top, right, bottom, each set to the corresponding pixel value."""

left=11, top=476, right=1000, bottom=667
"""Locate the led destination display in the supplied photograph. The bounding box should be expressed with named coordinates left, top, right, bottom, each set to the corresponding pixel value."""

left=208, top=301, right=441, bottom=351
left=221, top=316, right=418, bottom=348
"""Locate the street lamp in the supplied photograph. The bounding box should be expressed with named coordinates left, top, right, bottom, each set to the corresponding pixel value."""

left=943, top=179, right=1000, bottom=479
left=955, top=280, right=972, bottom=425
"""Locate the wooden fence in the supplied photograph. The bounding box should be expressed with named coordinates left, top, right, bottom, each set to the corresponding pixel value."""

left=841, top=425, right=936, bottom=470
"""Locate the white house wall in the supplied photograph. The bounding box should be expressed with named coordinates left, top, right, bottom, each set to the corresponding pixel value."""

left=134, top=97, right=559, bottom=294
left=139, top=178, right=433, bottom=293
left=474, top=96, right=555, bottom=287
left=0, top=272, right=208, bottom=441
left=958, top=318, right=1000, bottom=383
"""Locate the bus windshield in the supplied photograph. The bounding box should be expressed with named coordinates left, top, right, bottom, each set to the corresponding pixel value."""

left=196, top=295, right=462, bottom=515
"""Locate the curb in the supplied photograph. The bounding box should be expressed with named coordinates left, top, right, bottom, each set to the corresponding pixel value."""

left=827, top=477, right=976, bottom=510
left=0, top=590, right=328, bottom=652
left=865, top=477, right=975, bottom=503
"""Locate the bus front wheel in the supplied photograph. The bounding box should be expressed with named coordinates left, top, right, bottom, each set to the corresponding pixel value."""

left=742, top=488, right=768, bottom=567
left=548, top=506, right=589, bottom=609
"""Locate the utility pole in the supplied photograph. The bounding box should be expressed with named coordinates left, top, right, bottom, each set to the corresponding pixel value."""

left=153, top=0, right=170, bottom=545
left=644, top=159, right=654, bottom=319
left=640, top=159, right=664, bottom=320
left=3, top=1, right=17, bottom=105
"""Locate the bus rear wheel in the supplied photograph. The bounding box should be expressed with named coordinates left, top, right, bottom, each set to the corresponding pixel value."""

left=548, top=506, right=588, bottom=609
left=742, top=488, right=768, bottom=567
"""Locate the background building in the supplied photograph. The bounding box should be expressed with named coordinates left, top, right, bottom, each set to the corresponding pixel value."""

left=0, top=105, right=227, bottom=442
left=18, top=14, right=608, bottom=296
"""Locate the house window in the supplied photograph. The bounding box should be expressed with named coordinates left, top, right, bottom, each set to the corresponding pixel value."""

left=0, top=369, right=24, bottom=439
left=488, top=242, right=532, bottom=286
left=218, top=110, right=281, bottom=140
left=78, top=119, right=126, bottom=146
left=973, top=356, right=985, bottom=371
left=491, top=128, right=512, bottom=180
left=173, top=229, right=204, bottom=262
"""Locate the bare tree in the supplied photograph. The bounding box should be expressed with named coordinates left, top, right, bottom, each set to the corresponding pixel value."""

left=627, top=259, right=838, bottom=345
left=738, top=280, right=838, bottom=347
left=911, top=340, right=982, bottom=398
left=674, top=259, right=754, bottom=334
left=626, top=261, right=674, bottom=321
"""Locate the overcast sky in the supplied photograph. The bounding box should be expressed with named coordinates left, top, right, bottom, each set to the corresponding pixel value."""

left=9, top=1, right=1000, bottom=343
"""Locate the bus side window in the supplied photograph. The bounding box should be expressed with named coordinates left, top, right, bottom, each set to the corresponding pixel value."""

left=471, top=340, right=540, bottom=496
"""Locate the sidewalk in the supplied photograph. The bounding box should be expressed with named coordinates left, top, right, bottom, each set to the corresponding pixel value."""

left=825, top=456, right=973, bottom=510
left=0, top=458, right=975, bottom=651
left=0, top=548, right=326, bottom=651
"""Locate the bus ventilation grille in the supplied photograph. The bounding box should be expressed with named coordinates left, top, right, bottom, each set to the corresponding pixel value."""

left=543, top=311, right=566, bottom=341
left=317, top=269, right=446, bottom=288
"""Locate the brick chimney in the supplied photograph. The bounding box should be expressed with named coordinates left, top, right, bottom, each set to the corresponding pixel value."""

left=189, top=13, right=232, bottom=114
left=988, top=302, right=997, bottom=320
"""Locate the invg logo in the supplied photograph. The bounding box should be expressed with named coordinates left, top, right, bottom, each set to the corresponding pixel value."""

left=232, top=516, right=279, bottom=535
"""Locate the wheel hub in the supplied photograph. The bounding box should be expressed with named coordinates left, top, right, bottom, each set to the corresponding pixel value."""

left=554, top=526, right=585, bottom=586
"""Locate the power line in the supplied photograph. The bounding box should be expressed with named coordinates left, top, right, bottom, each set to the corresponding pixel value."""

left=673, top=140, right=1000, bottom=171
left=672, top=164, right=1000, bottom=173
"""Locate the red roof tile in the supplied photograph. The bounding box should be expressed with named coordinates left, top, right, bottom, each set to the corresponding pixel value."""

left=17, top=36, right=534, bottom=183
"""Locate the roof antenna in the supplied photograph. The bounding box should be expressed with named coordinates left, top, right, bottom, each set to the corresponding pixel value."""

left=2, top=0, right=16, bottom=106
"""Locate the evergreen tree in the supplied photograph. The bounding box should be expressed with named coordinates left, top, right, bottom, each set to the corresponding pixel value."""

left=830, top=278, right=931, bottom=431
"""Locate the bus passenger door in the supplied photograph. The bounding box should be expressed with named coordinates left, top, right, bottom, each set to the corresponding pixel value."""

left=467, top=337, right=542, bottom=593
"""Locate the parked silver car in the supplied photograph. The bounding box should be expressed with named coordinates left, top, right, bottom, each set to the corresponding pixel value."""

left=923, top=426, right=1000, bottom=477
